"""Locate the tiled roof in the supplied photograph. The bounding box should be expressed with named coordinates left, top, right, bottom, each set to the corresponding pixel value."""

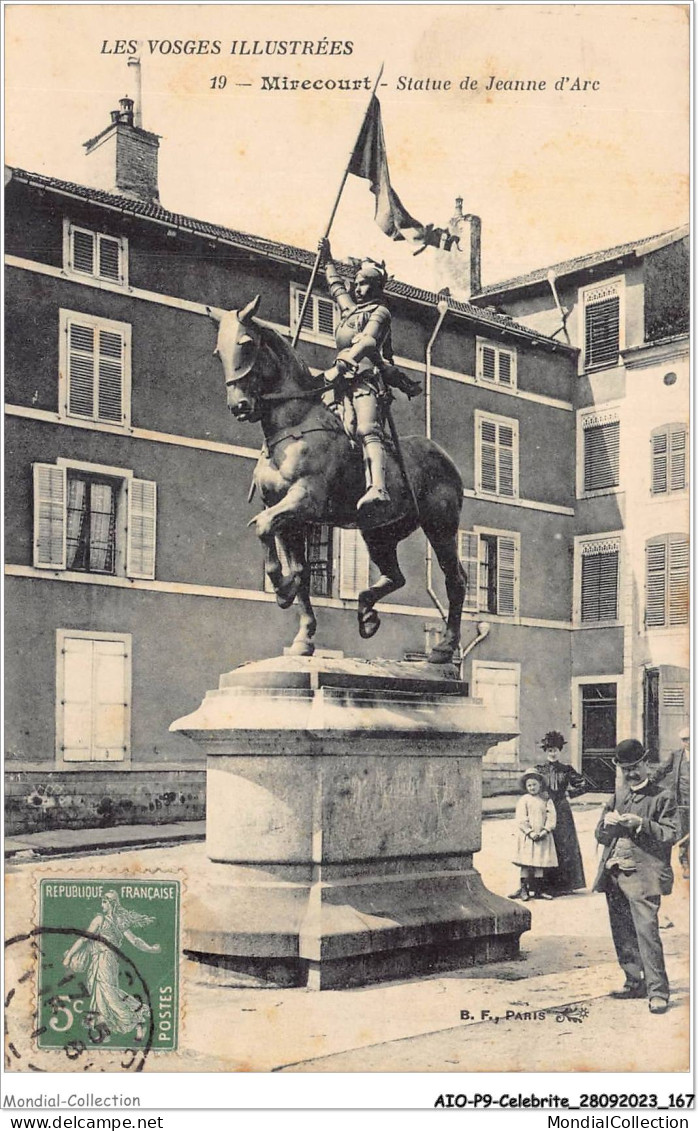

left=7, top=166, right=573, bottom=351
left=473, top=226, right=689, bottom=298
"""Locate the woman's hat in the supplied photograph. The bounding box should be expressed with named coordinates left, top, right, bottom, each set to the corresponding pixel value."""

left=540, top=730, right=566, bottom=750
left=520, top=767, right=545, bottom=789
left=613, top=739, right=647, bottom=767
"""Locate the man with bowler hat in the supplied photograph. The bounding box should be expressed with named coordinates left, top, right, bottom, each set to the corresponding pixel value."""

left=593, top=739, right=678, bottom=1014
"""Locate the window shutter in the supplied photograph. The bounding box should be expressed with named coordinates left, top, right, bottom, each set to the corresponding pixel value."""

left=98, top=235, right=121, bottom=282
left=585, top=296, right=620, bottom=367
left=92, top=639, right=128, bottom=761
left=480, top=419, right=498, bottom=492
left=339, top=528, right=370, bottom=599
left=668, top=536, right=689, bottom=626
left=295, top=289, right=314, bottom=331
left=584, top=422, right=620, bottom=491
left=67, top=321, right=96, bottom=418
left=61, top=636, right=94, bottom=761
left=651, top=429, right=668, bottom=493
left=669, top=425, right=687, bottom=491
left=127, top=478, right=157, bottom=579
left=97, top=329, right=124, bottom=422
left=72, top=229, right=95, bottom=275
left=581, top=550, right=618, bottom=622
left=645, top=540, right=667, bottom=627
left=316, top=298, right=335, bottom=337
left=498, top=351, right=512, bottom=386
left=459, top=531, right=480, bottom=611
left=496, top=536, right=517, bottom=615
left=33, top=463, right=67, bottom=569
left=481, top=345, right=496, bottom=381
left=497, top=425, right=515, bottom=496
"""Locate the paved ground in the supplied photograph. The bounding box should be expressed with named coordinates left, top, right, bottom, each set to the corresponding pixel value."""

left=5, top=802, right=689, bottom=1076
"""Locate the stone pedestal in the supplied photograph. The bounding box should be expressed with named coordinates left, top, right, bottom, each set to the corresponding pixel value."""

left=170, top=655, right=530, bottom=989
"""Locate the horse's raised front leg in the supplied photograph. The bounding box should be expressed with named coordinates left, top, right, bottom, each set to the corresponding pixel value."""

left=357, top=532, right=406, bottom=640
left=251, top=482, right=317, bottom=608
left=422, top=524, right=466, bottom=664
left=280, top=526, right=317, bottom=656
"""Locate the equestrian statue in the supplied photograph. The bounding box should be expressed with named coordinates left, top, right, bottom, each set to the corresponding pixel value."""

left=208, top=240, right=467, bottom=664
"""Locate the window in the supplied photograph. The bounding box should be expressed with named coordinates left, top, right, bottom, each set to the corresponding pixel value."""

left=651, top=423, right=687, bottom=494
left=339, top=527, right=370, bottom=599
left=59, top=310, right=131, bottom=427
left=581, top=409, right=620, bottom=493
left=645, top=534, right=689, bottom=628
left=290, top=283, right=337, bottom=341
left=33, top=461, right=156, bottom=579
left=476, top=338, right=517, bottom=388
left=472, top=662, right=520, bottom=760
left=475, top=412, right=518, bottom=498
left=56, top=630, right=131, bottom=764
left=63, top=221, right=128, bottom=285
left=576, top=536, right=620, bottom=624
left=307, top=524, right=334, bottom=597
left=459, top=528, right=520, bottom=617
left=582, top=278, right=623, bottom=369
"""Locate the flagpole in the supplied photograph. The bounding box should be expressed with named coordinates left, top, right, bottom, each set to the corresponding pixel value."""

left=291, top=62, right=385, bottom=349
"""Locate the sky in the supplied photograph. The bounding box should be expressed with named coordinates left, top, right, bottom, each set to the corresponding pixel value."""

left=4, top=3, right=689, bottom=290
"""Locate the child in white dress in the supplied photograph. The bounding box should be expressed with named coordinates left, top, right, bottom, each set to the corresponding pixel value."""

left=513, top=768, right=558, bottom=901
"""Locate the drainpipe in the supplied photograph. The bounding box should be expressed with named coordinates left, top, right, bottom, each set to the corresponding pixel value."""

left=547, top=269, right=570, bottom=343
left=459, top=621, right=490, bottom=681
left=425, top=299, right=450, bottom=622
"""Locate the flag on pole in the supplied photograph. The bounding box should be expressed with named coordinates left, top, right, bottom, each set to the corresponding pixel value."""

left=348, top=96, right=425, bottom=243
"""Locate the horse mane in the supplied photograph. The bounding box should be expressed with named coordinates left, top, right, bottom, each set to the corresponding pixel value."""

left=258, top=322, right=325, bottom=392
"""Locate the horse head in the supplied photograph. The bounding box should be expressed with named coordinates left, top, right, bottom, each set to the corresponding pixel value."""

left=208, top=295, right=264, bottom=422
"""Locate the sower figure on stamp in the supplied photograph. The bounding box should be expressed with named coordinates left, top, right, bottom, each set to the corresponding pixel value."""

left=318, top=237, right=421, bottom=514
left=594, top=739, right=678, bottom=1015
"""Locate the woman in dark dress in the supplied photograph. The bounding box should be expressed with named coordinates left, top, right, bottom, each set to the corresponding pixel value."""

left=535, top=731, right=587, bottom=893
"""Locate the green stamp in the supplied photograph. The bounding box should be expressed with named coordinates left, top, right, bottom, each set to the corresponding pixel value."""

left=37, top=878, right=180, bottom=1054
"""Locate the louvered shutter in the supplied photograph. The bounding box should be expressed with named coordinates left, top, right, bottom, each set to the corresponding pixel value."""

left=497, top=425, right=515, bottom=496
left=67, top=321, right=96, bottom=418
left=498, top=351, right=512, bottom=386
left=127, top=478, right=157, bottom=579
left=459, top=531, right=480, bottom=611
left=581, top=550, right=618, bottom=622
left=316, top=298, right=335, bottom=337
left=71, top=229, right=95, bottom=275
left=339, top=528, right=370, bottom=599
left=480, top=419, right=498, bottom=492
left=33, top=463, right=67, bottom=569
left=97, top=329, right=124, bottom=422
left=295, top=289, right=314, bottom=331
left=481, top=345, right=497, bottom=381
left=668, top=536, right=689, bottom=626
left=651, top=429, right=669, bottom=493
left=98, top=235, right=121, bottom=282
left=584, top=422, right=620, bottom=491
left=585, top=297, right=620, bottom=367
left=669, top=426, right=687, bottom=491
left=645, top=540, right=667, bottom=627
left=92, top=639, right=129, bottom=761
left=496, top=536, right=517, bottom=615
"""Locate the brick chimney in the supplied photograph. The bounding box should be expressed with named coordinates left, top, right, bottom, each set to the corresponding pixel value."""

left=432, top=197, right=482, bottom=300
left=83, top=92, right=160, bottom=203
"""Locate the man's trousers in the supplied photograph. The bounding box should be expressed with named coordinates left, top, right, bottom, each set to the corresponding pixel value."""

left=605, top=872, right=669, bottom=999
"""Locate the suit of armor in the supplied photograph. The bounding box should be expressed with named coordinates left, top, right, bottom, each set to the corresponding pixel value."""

left=322, top=251, right=420, bottom=512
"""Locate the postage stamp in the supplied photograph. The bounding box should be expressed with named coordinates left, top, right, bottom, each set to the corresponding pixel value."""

left=35, top=878, right=180, bottom=1055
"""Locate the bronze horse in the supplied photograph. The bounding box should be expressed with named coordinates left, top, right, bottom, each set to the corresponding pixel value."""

left=209, top=296, right=467, bottom=663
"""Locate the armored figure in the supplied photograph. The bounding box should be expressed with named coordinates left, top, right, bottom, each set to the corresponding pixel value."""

left=319, top=238, right=421, bottom=513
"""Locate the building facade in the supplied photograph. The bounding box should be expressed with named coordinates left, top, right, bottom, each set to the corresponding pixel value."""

left=472, top=228, right=690, bottom=786
left=5, top=99, right=581, bottom=832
